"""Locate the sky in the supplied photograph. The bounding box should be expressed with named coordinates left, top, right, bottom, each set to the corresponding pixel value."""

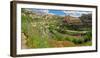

left=24, top=8, right=92, bottom=17
left=48, top=10, right=92, bottom=17
left=48, top=10, right=65, bottom=16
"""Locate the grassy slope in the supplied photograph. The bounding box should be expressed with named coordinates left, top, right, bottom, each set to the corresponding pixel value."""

left=21, top=11, right=92, bottom=49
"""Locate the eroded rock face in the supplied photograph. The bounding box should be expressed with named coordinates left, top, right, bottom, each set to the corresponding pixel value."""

left=64, top=16, right=82, bottom=25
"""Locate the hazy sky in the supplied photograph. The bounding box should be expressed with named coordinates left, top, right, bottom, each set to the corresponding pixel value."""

left=24, top=8, right=92, bottom=17
left=48, top=9, right=92, bottom=17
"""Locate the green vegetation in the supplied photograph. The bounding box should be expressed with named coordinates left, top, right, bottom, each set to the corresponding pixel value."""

left=21, top=8, right=92, bottom=49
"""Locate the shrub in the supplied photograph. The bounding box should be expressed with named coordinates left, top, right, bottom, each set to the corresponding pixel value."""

left=83, top=31, right=92, bottom=42
left=64, top=36, right=84, bottom=44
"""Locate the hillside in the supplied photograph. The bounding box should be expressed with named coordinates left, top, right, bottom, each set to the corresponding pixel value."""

left=21, top=8, right=92, bottom=49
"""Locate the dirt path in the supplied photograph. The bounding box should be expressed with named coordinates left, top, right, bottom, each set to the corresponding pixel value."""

left=21, top=33, right=28, bottom=49
left=48, top=39, right=75, bottom=47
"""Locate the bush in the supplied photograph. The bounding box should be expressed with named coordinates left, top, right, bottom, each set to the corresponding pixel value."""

left=83, top=31, right=92, bottom=42
left=64, top=36, right=84, bottom=44
left=73, top=38, right=84, bottom=44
